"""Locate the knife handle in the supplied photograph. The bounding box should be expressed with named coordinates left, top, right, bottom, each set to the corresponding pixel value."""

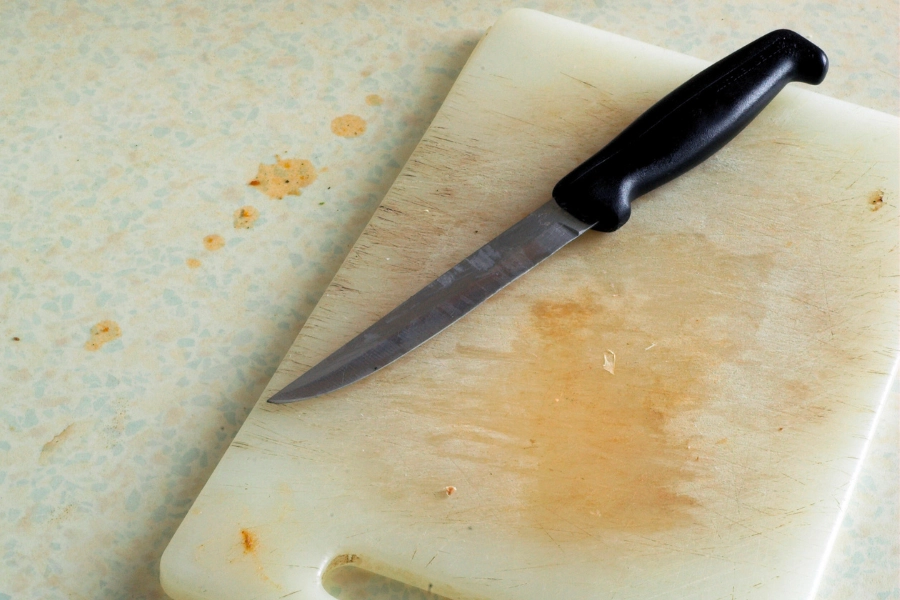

left=552, top=29, right=828, bottom=232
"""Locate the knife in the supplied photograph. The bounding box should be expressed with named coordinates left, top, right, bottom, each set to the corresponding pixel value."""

left=268, top=29, right=827, bottom=404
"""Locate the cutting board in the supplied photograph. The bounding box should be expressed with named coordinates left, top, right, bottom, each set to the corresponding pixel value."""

left=161, top=9, right=898, bottom=600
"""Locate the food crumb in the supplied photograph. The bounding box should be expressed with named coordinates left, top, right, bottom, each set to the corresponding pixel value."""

left=233, top=205, right=259, bottom=229
left=186, top=258, right=201, bottom=269
left=365, top=94, right=383, bottom=106
left=869, top=190, right=884, bottom=211
left=12, top=337, right=20, bottom=342
left=444, top=486, right=456, bottom=496
left=84, top=320, right=122, bottom=351
left=603, top=349, right=616, bottom=374
left=249, top=155, right=317, bottom=199
left=331, top=114, right=367, bottom=137
left=203, top=234, right=225, bottom=251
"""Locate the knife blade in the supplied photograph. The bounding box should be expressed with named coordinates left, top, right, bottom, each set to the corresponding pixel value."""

left=268, top=29, right=827, bottom=404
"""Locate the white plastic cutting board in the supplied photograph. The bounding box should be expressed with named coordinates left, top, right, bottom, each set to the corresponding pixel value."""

left=161, top=9, right=899, bottom=600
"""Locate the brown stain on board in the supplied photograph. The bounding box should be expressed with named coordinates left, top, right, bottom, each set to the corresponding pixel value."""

left=233, top=205, right=259, bottom=229
left=410, top=233, right=779, bottom=536
left=84, top=320, right=121, bottom=351
left=249, top=156, right=317, bottom=199
left=870, top=190, right=884, bottom=211
left=489, top=294, right=700, bottom=531
left=233, top=528, right=280, bottom=588
left=331, top=114, right=367, bottom=137
left=365, top=94, right=383, bottom=106
left=240, top=528, right=258, bottom=554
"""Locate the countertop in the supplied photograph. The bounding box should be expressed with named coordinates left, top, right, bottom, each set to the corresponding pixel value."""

left=1, top=2, right=896, bottom=599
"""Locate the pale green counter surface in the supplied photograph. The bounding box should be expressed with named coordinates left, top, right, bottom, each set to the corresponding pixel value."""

left=0, top=2, right=896, bottom=599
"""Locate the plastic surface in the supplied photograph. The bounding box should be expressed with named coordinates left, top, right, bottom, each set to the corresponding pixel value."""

left=553, top=30, right=828, bottom=231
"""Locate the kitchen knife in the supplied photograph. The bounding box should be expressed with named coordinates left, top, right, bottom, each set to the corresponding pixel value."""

left=268, top=29, right=827, bottom=404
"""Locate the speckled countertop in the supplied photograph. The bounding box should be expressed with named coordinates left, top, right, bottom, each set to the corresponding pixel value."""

left=1, top=2, right=896, bottom=599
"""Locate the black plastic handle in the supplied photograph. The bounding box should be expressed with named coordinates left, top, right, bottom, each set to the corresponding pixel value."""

left=553, top=30, right=828, bottom=232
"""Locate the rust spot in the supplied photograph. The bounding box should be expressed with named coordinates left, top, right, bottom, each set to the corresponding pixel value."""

left=186, top=258, right=201, bottom=269
left=233, top=205, right=259, bottom=229
left=365, top=94, right=383, bottom=106
left=203, top=234, right=225, bottom=251
left=240, top=528, right=258, bottom=554
left=331, top=114, right=367, bottom=138
left=84, top=320, right=121, bottom=351
left=249, top=155, right=317, bottom=199
left=869, top=190, right=884, bottom=211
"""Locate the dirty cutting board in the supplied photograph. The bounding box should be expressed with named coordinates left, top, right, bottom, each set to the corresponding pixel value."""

left=161, top=9, right=898, bottom=600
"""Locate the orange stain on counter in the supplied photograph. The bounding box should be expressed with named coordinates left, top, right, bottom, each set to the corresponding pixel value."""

left=331, top=114, right=367, bottom=137
left=365, top=94, right=383, bottom=106
left=233, top=205, right=259, bottom=229
left=203, top=234, right=225, bottom=251
left=186, top=258, right=201, bottom=268
left=249, top=156, right=317, bottom=199
left=84, top=320, right=121, bottom=351
left=39, top=423, right=77, bottom=465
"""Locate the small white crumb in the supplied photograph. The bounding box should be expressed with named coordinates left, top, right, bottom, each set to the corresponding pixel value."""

left=603, top=350, right=616, bottom=374
left=645, top=343, right=656, bottom=350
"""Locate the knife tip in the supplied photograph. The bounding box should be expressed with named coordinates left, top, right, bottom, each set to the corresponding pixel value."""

left=266, top=386, right=323, bottom=404
left=266, top=391, right=299, bottom=404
